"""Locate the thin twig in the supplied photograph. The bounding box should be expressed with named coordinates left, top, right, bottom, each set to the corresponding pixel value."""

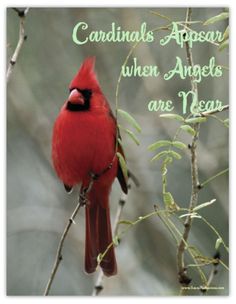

left=44, top=202, right=83, bottom=295
left=92, top=185, right=129, bottom=296
left=179, top=23, right=219, bottom=47
left=154, top=205, right=179, bottom=244
left=44, top=179, right=94, bottom=296
left=200, top=217, right=229, bottom=253
left=177, top=8, right=201, bottom=288
left=200, top=168, right=229, bottom=188
left=168, top=216, right=208, bottom=287
left=7, top=8, right=29, bottom=83
left=200, top=105, right=229, bottom=117
left=200, top=253, right=220, bottom=294
left=201, top=268, right=217, bottom=293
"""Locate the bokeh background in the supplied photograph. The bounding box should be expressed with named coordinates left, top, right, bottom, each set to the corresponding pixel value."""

left=7, top=7, right=229, bottom=296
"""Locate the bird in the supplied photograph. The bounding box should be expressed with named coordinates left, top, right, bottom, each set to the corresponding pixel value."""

left=52, top=57, right=128, bottom=276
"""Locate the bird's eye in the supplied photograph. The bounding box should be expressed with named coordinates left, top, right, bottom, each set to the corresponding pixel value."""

left=81, top=89, right=92, bottom=100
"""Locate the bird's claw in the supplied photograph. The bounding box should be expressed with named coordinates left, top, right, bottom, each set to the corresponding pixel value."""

left=79, top=189, right=88, bottom=206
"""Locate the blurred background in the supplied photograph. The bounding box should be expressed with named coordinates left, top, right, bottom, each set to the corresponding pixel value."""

left=7, top=7, right=229, bottom=296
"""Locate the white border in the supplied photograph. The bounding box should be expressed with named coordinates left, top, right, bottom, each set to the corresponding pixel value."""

left=1, top=1, right=235, bottom=303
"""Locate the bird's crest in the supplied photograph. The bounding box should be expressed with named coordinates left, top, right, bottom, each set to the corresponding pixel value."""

left=69, top=57, right=101, bottom=92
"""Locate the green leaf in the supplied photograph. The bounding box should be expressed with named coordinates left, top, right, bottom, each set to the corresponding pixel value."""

left=169, top=150, right=182, bottom=160
left=151, top=150, right=181, bottom=162
left=223, top=118, right=229, bottom=128
left=172, top=141, right=187, bottom=150
left=180, top=124, right=196, bottom=136
left=223, top=25, right=229, bottom=41
left=219, top=38, right=229, bottom=51
left=113, top=235, right=120, bottom=246
left=162, top=165, right=168, bottom=176
left=118, top=220, right=134, bottom=226
left=116, top=152, right=128, bottom=181
left=190, top=214, right=202, bottom=219
left=164, top=156, right=173, bottom=165
left=148, top=140, right=171, bottom=151
left=185, top=117, right=207, bottom=124
left=215, top=238, right=223, bottom=250
left=118, top=109, right=141, bottom=133
left=163, top=192, right=174, bottom=206
left=151, top=150, right=168, bottom=162
left=124, top=128, right=140, bottom=145
left=193, top=199, right=216, bottom=212
left=159, top=113, right=185, bottom=122
left=163, top=192, right=180, bottom=211
left=204, top=12, right=229, bottom=25
left=179, top=212, right=198, bottom=219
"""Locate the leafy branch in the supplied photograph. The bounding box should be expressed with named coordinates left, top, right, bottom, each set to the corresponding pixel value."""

left=93, top=200, right=228, bottom=293
left=203, top=10, right=229, bottom=51
left=148, top=102, right=229, bottom=292
left=148, top=8, right=229, bottom=293
left=176, top=7, right=202, bottom=288
left=114, top=23, right=171, bottom=155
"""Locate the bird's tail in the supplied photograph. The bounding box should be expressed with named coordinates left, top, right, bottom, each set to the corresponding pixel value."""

left=85, top=187, right=117, bottom=276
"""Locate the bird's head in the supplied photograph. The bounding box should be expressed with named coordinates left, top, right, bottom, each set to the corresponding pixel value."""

left=66, top=57, right=101, bottom=111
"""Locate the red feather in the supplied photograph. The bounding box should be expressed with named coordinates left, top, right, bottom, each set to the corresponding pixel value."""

left=52, top=57, right=127, bottom=276
left=69, top=57, right=101, bottom=92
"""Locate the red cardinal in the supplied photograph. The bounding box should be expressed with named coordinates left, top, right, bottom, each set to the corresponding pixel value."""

left=52, top=57, right=128, bottom=276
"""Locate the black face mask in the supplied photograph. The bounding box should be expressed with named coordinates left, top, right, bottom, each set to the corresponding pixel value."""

left=66, top=89, right=92, bottom=111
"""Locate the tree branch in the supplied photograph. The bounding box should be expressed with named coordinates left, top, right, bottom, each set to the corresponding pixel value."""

left=44, top=179, right=94, bottom=296
left=44, top=201, right=83, bottom=296
left=7, top=8, right=29, bottom=83
left=201, top=251, right=220, bottom=293
left=176, top=9, right=229, bottom=291
left=177, top=7, right=201, bottom=288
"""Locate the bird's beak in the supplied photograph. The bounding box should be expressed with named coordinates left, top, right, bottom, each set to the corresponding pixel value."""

left=68, top=89, right=84, bottom=105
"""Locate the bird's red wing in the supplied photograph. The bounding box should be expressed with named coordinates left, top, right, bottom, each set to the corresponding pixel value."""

left=107, top=108, right=128, bottom=194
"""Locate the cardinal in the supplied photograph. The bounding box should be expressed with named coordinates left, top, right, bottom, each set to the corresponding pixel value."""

left=52, top=57, right=128, bottom=276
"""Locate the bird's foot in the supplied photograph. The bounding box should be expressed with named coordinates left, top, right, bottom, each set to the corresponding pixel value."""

left=79, top=188, right=88, bottom=206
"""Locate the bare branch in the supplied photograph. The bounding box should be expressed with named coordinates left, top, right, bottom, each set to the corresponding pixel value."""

left=44, top=179, right=94, bottom=296
left=44, top=201, right=83, bottom=295
left=177, top=8, right=201, bottom=288
left=201, top=252, right=220, bottom=293
left=7, top=8, right=29, bottom=83
left=92, top=271, right=104, bottom=296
